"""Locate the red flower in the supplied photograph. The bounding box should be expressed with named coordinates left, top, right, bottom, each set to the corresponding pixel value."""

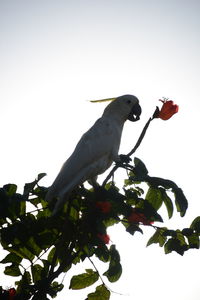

left=9, top=288, right=16, bottom=300
left=128, top=208, right=153, bottom=225
left=95, top=201, right=112, bottom=213
left=97, top=233, right=110, bottom=244
left=158, top=99, right=179, bottom=120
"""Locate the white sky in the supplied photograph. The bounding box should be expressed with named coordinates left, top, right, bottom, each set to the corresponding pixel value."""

left=0, top=0, right=200, bottom=299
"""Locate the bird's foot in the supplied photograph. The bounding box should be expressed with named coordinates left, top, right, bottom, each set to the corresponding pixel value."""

left=119, top=154, right=132, bottom=164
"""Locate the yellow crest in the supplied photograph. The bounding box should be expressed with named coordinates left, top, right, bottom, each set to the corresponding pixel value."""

left=89, top=97, right=116, bottom=103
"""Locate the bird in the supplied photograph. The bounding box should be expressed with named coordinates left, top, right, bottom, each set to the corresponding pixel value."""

left=46, top=94, right=142, bottom=214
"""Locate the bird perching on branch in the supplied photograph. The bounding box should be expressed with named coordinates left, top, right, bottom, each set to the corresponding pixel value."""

left=46, top=94, right=142, bottom=215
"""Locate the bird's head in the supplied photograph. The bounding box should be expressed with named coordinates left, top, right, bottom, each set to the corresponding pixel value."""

left=103, top=94, right=142, bottom=122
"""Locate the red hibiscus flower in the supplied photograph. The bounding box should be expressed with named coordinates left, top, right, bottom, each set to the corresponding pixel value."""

left=158, top=99, right=179, bottom=120
left=97, top=233, right=110, bottom=244
left=128, top=208, right=153, bottom=225
left=95, top=201, right=112, bottom=213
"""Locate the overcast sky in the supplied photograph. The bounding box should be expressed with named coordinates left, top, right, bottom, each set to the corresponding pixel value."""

left=0, top=1, right=200, bottom=299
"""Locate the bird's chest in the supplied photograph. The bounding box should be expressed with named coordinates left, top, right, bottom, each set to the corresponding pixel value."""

left=103, top=119, right=122, bottom=144
left=107, top=121, right=123, bottom=152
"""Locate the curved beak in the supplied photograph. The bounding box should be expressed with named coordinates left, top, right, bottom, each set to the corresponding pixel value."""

left=128, top=102, right=142, bottom=122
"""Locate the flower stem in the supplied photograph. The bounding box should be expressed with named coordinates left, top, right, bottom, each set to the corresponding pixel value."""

left=102, top=113, right=155, bottom=187
left=127, top=117, right=152, bottom=156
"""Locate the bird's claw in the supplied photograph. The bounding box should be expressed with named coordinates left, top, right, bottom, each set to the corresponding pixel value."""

left=119, top=154, right=132, bottom=164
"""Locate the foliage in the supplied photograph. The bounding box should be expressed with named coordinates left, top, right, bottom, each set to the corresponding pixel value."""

left=0, top=158, right=199, bottom=299
left=0, top=99, right=198, bottom=299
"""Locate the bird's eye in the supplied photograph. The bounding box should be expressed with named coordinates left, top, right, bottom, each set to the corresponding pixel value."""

left=126, top=100, right=131, bottom=104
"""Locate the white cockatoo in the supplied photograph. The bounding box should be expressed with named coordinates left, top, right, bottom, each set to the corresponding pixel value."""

left=46, top=94, right=141, bottom=214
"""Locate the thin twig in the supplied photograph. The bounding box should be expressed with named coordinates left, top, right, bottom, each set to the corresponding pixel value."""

left=87, top=256, right=126, bottom=296
left=102, top=116, right=154, bottom=187
left=127, top=117, right=152, bottom=156
left=102, top=165, right=118, bottom=187
left=87, top=256, right=106, bottom=286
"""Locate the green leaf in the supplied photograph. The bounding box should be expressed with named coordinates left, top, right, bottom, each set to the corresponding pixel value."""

left=124, top=189, right=139, bottom=206
left=47, top=247, right=57, bottom=264
left=15, top=271, right=32, bottom=295
left=190, top=216, right=200, bottom=233
left=94, top=247, right=110, bottom=263
left=182, top=228, right=194, bottom=236
left=87, top=284, right=111, bottom=300
left=41, top=259, right=50, bottom=275
left=160, top=188, right=173, bottom=219
left=69, top=206, right=79, bottom=221
left=124, top=179, right=133, bottom=187
left=147, top=228, right=167, bottom=247
left=48, top=281, right=64, bottom=298
left=19, top=198, right=26, bottom=216
left=103, top=245, right=122, bottom=283
left=35, top=231, right=56, bottom=249
left=137, top=199, right=163, bottom=223
left=31, top=264, right=43, bottom=283
left=6, top=194, right=25, bottom=221
left=103, top=217, right=120, bottom=228
left=13, top=246, right=35, bottom=261
left=0, top=252, right=22, bottom=264
left=173, top=187, right=188, bottom=217
left=69, top=269, right=99, bottom=290
left=143, top=176, right=188, bottom=217
left=3, top=184, right=17, bottom=196
left=164, top=237, right=188, bottom=256
left=145, top=187, right=163, bottom=211
left=4, top=264, right=21, bottom=276
left=126, top=223, right=143, bottom=235
left=162, top=230, right=177, bottom=237
left=26, top=237, right=42, bottom=256
left=23, top=182, right=37, bottom=197
left=187, top=233, right=199, bottom=249
left=103, top=263, right=122, bottom=283
left=23, top=173, right=46, bottom=198
left=176, top=230, right=188, bottom=246
left=37, top=173, right=47, bottom=182
left=134, top=157, right=148, bottom=178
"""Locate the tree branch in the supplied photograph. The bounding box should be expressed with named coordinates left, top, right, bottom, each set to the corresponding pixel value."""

left=102, top=116, right=154, bottom=187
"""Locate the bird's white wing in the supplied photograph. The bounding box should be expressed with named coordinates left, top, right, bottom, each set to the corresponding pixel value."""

left=46, top=116, right=121, bottom=203
left=65, top=117, right=121, bottom=173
